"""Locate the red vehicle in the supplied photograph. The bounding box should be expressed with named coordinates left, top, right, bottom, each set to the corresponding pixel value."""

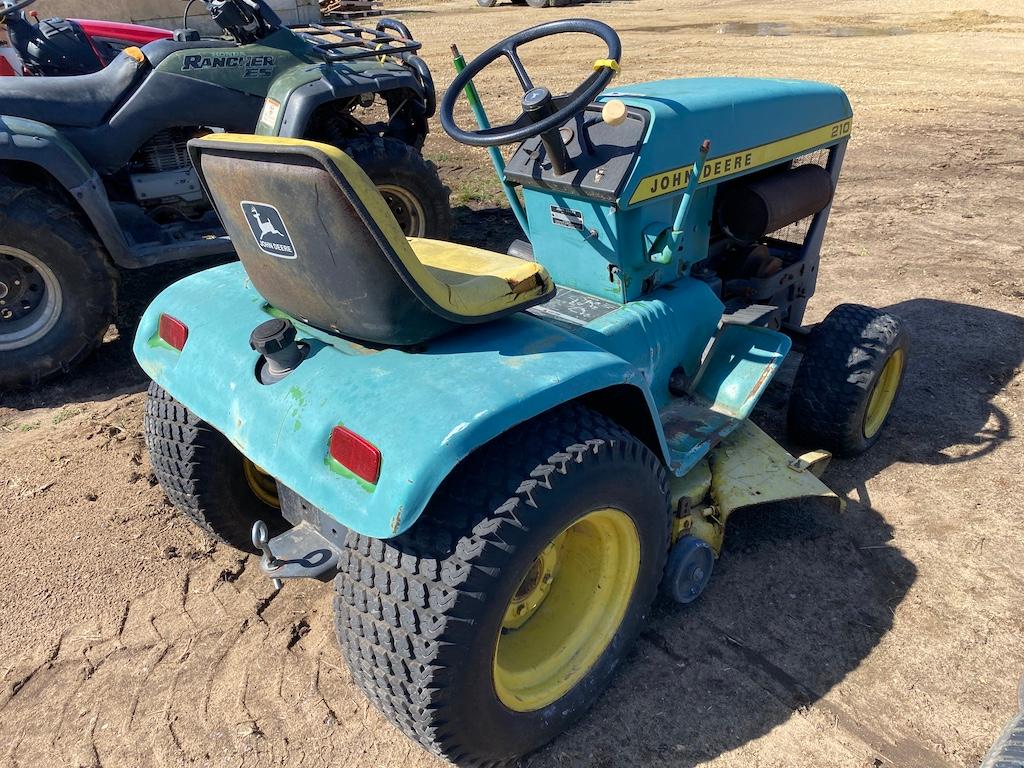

left=0, top=0, right=171, bottom=76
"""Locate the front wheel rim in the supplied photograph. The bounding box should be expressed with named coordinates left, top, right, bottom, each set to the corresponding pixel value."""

left=493, top=507, right=640, bottom=712
left=0, top=246, right=62, bottom=352
left=378, top=185, right=427, bottom=238
left=863, top=348, right=905, bottom=438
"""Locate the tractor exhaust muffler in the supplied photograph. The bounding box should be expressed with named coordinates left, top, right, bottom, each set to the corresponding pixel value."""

left=719, top=163, right=834, bottom=243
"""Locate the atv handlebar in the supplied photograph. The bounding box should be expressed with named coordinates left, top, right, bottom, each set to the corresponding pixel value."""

left=440, top=19, right=621, bottom=148
left=0, top=0, right=37, bottom=23
left=203, top=0, right=282, bottom=43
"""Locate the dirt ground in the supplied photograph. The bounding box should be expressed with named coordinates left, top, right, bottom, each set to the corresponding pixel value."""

left=2, top=0, right=1023, bottom=766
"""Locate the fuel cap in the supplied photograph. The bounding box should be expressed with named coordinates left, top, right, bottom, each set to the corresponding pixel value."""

left=249, top=318, right=296, bottom=356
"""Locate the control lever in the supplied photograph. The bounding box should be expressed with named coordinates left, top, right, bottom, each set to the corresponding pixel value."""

left=522, top=87, right=573, bottom=176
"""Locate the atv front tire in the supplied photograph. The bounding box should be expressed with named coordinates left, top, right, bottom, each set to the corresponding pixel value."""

left=334, top=405, right=670, bottom=764
left=787, top=303, right=909, bottom=456
left=0, top=180, right=117, bottom=390
left=145, top=382, right=283, bottom=553
left=343, top=138, right=452, bottom=239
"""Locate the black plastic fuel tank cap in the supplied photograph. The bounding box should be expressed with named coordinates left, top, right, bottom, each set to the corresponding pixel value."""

left=250, top=318, right=295, bottom=355
left=250, top=318, right=304, bottom=380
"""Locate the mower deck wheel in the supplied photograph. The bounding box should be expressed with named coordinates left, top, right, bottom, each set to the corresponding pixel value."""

left=144, top=382, right=284, bottom=553
left=787, top=303, right=909, bottom=456
left=477, top=0, right=499, bottom=5
left=334, top=404, right=670, bottom=764
left=663, top=534, right=714, bottom=604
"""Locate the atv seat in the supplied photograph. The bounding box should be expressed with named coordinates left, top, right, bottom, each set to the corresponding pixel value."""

left=0, top=48, right=147, bottom=128
left=188, top=134, right=555, bottom=346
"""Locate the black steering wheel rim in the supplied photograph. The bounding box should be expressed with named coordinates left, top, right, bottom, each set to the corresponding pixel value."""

left=440, top=18, right=621, bottom=148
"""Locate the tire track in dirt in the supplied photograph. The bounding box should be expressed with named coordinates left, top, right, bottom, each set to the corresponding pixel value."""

left=0, top=547, right=439, bottom=768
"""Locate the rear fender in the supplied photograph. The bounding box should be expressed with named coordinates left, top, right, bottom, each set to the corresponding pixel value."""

left=0, top=115, right=131, bottom=262
left=134, top=262, right=672, bottom=540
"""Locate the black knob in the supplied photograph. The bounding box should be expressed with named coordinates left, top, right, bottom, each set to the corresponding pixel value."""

left=250, top=318, right=305, bottom=380
left=522, top=87, right=553, bottom=117
left=250, top=318, right=296, bottom=356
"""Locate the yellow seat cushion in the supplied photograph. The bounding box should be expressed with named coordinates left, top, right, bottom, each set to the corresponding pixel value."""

left=197, top=133, right=554, bottom=320
left=409, top=238, right=553, bottom=317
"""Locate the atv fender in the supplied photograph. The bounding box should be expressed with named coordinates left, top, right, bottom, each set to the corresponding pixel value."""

left=134, top=262, right=672, bottom=540
left=263, top=64, right=429, bottom=143
left=0, top=115, right=132, bottom=264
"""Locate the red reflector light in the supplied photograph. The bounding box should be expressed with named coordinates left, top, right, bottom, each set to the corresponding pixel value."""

left=329, top=426, right=381, bottom=484
left=158, top=313, right=189, bottom=351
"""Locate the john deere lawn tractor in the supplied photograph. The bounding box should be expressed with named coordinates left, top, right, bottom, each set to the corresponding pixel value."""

left=135, top=18, right=908, bottom=764
left=0, top=0, right=448, bottom=389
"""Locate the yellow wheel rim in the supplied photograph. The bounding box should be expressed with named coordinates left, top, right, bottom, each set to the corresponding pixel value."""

left=493, top=508, right=640, bottom=712
left=863, top=348, right=905, bottom=439
left=243, top=458, right=280, bottom=508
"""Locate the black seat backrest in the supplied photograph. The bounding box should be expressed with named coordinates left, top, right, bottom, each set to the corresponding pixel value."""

left=189, top=134, right=457, bottom=346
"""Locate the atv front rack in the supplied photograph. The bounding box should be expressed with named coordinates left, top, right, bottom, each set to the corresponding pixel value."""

left=290, top=19, right=422, bottom=63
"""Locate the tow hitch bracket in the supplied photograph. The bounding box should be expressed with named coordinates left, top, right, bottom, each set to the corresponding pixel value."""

left=251, top=519, right=344, bottom=589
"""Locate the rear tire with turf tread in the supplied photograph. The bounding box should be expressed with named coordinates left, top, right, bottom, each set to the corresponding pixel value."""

left=0, top=179, right=117, bottom=390
left=787, top=303, right=909, bottom=457
left=341, top=138, right=452, bottom=240
left=333, top=404, right=670, bottom=765
left=144, top=382, right=284, bottom=553
left=979, top=709, right=1024, bottom=768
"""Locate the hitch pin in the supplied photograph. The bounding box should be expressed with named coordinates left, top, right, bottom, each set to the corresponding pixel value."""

left=251, top=520, right=283, bottom=591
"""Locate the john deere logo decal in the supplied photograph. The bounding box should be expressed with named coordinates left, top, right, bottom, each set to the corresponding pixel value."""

left=241, top=202, right=296, bottom=259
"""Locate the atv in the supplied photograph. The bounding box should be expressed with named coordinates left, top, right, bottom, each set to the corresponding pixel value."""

left=0, top=0, right=450, bottom=389
left=134, top=18, right=908, bottom=764
left=0, top=0, right=171, bottom=77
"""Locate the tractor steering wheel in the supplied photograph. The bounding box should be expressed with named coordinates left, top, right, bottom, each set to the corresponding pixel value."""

left=440, top=19, right=621, bottom=148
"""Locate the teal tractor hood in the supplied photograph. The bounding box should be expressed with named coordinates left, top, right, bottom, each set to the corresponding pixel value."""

left=600, top=77, right=854, bottom=208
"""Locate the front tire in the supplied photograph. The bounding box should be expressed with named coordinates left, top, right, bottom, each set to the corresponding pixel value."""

left=0, top=180, right=117, bottom=390
left=787, top=303, right=909, bottom=456
left=334, top=405, right=670, bottom=764
left=144, top=382, right=283, bottom=553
